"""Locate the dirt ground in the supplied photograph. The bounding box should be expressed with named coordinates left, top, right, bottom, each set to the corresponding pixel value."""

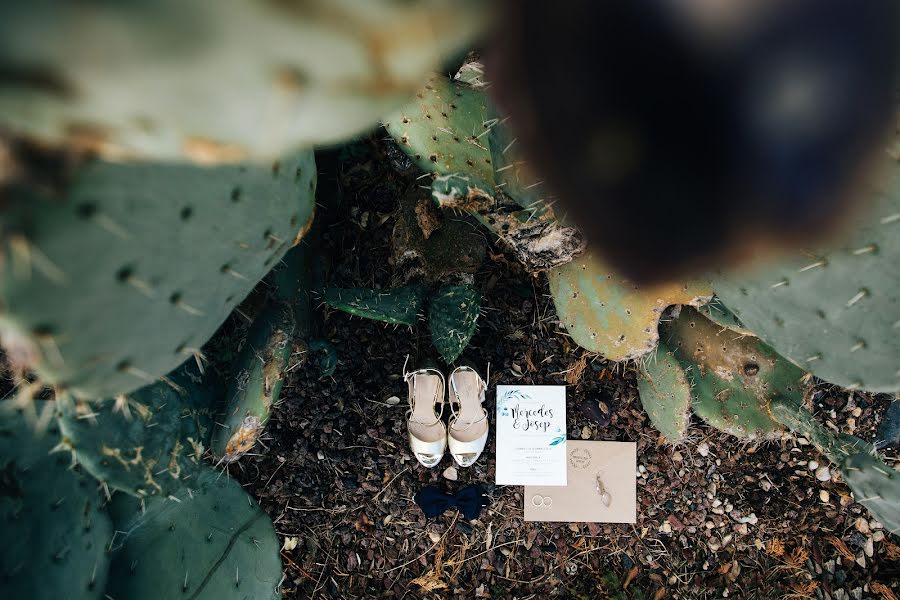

left=221, top=136, right=900, bottom=599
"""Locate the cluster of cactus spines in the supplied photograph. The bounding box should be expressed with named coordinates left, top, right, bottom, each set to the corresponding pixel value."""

left=636, top=343, right=692, bottom=443
left=771, top=398, right=900, bottom=536
left=713, top=142, right=899, bottom=393
left=696, top=298, right=753, bottom=336
left=486, top=104, right=551, bottom=215
left=664, top=307, right=809, bottom=439
left=429, top=283, right=481, bottom=363
left=1, top=407, right=112, bottom=600
left=104, top=468, right=282, bottom=600
left=548, top=251, right=712, bottom=362
left=213, top=244, right=315, bottom=463
left=0, top=0, right=488, bottom=162
left=323, top=285, right=427, bottom=327
left=384, top=74, right=495, bottom=184
left=0, top=151, right=317, bottom=401
left=431, top=173, right=585, bottom=271
left=56, top=359, right=222, bottom=497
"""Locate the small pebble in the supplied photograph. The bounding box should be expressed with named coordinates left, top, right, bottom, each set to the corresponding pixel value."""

left=385, top=395, right=400, bottom=406
left=815, top=465, right=831, bottom=482
left=819, top=490, right=830, bottom=503
left=428, top=531, right=442, bottom=543
left=873, top=531, right=884, bottom=542
left=698, top=443, right=710, bottom=457
left=855, top=517, right=870, bottom=534
left=317, top=450, right=325, bottom=460
left=808, top=460, right=820, bottom=471
left=581, top=425, right=592, bottom=440
left=443, top=466, right=458, bottom=481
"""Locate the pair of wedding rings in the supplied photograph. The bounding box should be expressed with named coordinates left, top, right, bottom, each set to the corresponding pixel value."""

left=531, top=494, right=553, bottom=507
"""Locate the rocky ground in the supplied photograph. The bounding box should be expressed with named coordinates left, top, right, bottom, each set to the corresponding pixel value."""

left=229, top=136, right=897, bottom=599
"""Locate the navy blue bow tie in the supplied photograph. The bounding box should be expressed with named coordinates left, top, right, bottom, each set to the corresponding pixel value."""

left=414, top=485, right=488, bottom=520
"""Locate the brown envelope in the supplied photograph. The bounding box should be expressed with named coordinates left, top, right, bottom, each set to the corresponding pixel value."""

left=524, top=440, right=636, bottom=523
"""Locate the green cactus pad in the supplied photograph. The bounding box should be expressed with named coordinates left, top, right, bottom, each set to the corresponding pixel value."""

left=104, top=467, right=281, bottom=600
left=0, top=151, right=316, bottom=400
left=428, top=284, right=481, bottom=363
left=431, top=173, right=585, bottom=271
left=323, top=285, right=426, bottom=327
left=697, top=298, right=754, bottom=336
left=384, top=75, right=495, bottom=182
left=0, top=408, right=112, bottom=600
left=213, top=244, right=315, bottom=463
left=665, top=307, right=809, bottom=439
left=714, top=146, right=900, bottom=392
left=771, top=398, right=900, bottom=537
left=636, top=343, right=692, bottom=443
left=56, top=359, right=222, bottom=497
left=0, top=0, right=487, bottom=162
left=549, top=251, right=712, bottom=361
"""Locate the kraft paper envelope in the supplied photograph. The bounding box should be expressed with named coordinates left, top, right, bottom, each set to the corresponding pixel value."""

left=524, top=440, right=637, bottom=523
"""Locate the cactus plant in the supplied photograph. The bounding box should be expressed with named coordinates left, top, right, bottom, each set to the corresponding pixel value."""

left=104, top=467, right=282, bottom=600
left=429, top=283, right=481, bottom=363
left=663, top=307, right=809, bottom=439
left=697, top=298, right=753, bottom=336
left=323, top=285, right=427, bottom=327
left=713, top=143, right=900, bottom=393
left=0, top=150, right=316, bottom=400
left=56, top=359, right=222, bottom=497
left=384, top=74, right=495, bottom=183
left=213, top=243, right=315, bottom=463
left=431, top=173, right=585, bottom=271
left=548, top=251, right=712, bottom=361
left=0, top=0, right=488, bottom=162
left=0, top=405, right=112, bottom=600
left=771, top=398, right=900, bottom=537
left=636, top=342, right=692, bottom=443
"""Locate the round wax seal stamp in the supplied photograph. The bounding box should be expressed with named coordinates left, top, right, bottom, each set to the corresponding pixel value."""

left=569, top=447, right=592, bottom=469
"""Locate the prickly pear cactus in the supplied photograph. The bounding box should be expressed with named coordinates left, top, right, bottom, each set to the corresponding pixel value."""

left=429, top=284, right=481, bottom=363
left=0, top=0, right=488, bottom=162
left=771, top=398, right=900, bottom=537
left=549, top=252, right=712, bottom=361
left=431, top=173, right=585, bottom=271
left=697, top=299, right=753, bottom=336
left=384, top=74, right=495, bottom=182
left=0, top=407, right=112, bottom=600
left=213, top=245, right=314, bottom=463
left=714, top=144, right=900, bottom=393
left=56, top=359, right=222, bottom=496
left=0, top=150, right=316, bottom=400
left=665, top=307, right=809, bottom=438
left=636, top=343, right=692, bottom=443
left=104, top=468, right=282, bottom=600
left=324, top=285, right=427, bottom=327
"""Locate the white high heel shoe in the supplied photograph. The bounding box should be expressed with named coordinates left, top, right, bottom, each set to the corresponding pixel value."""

left=404, top=365, right=447, bottom=468
left=447, top=366, right=489, bottom=467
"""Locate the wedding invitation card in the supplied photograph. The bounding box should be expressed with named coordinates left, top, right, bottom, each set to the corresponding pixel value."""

left=524, top=440, right=637, bottom=523
left=495, top=385, right=567, bottom=486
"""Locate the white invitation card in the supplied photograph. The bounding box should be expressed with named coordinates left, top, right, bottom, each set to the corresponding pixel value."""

left=495, top=385, right=567, bottom=486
